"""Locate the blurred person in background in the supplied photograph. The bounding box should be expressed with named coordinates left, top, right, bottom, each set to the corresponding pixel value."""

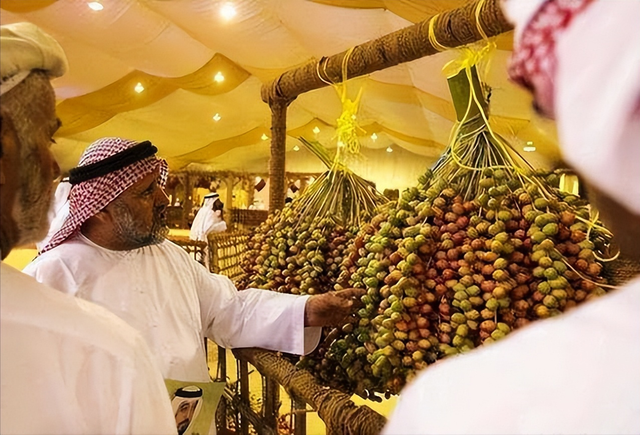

left=383, top=1, right=640, bottom=433
left=189, top=192, right=227, bottom=242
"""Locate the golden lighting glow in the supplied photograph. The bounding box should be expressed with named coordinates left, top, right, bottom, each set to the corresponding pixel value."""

left=312, top=126, right=320, bottom=135
left=386, top=146, right=393, bottom=153
left=371, top=133, right=378, bottom=141
left=134, top=82, right=144, bottom=93
left=88, top=2, right=103, bottom=11
left=212, top=113, right=221, bottom=122
left=293, top=145, right=300, bottom=151
left=214, top=71, right=225, bottom=83
left=524, top=141, right=536, bottom=152
left=261, top=133, right=269, bottom=141
left=220, top=3, right=237, bottom=20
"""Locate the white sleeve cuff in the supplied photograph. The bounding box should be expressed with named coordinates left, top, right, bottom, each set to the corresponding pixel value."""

left=293, top=295, right=322, bottom=355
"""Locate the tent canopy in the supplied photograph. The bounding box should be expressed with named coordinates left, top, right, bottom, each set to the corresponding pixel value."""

left=1, top=0, right=558, bottom=191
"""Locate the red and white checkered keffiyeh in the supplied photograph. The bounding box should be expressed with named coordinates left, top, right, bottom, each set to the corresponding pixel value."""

left=40, top=137, right=168, bottom=253
left=507, top=0, right=593, bottom=118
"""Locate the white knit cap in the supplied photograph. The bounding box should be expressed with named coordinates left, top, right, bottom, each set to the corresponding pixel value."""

left=0, top=22, right=68, bottom=96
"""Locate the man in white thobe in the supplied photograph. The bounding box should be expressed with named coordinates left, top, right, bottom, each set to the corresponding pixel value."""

left=24, top=136, right=363, bottom=385
left=383, top=1, right=640, bottom=433
left=190, top=193, right=227, bottom=242
left=0, top=23, right=176, bottom=435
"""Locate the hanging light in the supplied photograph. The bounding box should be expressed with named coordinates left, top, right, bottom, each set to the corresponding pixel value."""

left=212, top=113, right=221, bottom=122
left=88, top=1, right=103, bottom=11
left=312, top=126, right=320, bottom=135
left=134, top=82, right=144, bottom=93
left=220, top=3, right=237, bottom=20
left=261, top=133, right=269, bottom=141
left=214, top=71, right=225, bottom=83
left=371, top=133, right=378, bottom=142
left=386, top=146, right=393, bottom=153
left=293, top=145, right=300, bottom=151
left=523, top=141, right=536, bottom=152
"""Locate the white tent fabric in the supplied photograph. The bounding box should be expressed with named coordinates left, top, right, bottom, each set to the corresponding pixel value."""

left=0, top=0, right=559, bottom=191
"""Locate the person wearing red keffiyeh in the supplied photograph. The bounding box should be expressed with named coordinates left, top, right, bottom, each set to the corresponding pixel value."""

left=383, top=1, right=640, bottom=434
left=25, top=136, right=364, bottom=401
left=1, top=23, right=176, bottom=435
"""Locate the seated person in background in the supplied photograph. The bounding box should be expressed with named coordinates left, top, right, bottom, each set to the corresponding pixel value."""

left=24, top=136, right=364, bottom=389
left=383, top=1, right=640, bottom=433
left=0, top=23, right=175, bottom=435
left=190, top=192, right=226, bottom=242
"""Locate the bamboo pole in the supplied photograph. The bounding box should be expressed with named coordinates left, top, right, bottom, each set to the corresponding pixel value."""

left=263, top=0, right=513, bottom=212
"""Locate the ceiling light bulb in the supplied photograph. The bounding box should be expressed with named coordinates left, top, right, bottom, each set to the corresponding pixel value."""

left=261, top=133, right=269, bottom=141
left=212, top=113, right=221, bottom=122
left=371, top=133, right=378, bottom=141
left=134, top=82, right=144, bottom=93
left=293, top=145, right=300, bottom=151
left=220, top=3, right=237, bottom=20
left=386, top=146, right=393, bottom=153
left=214, top=72, right=225, bottom=83
left=523, top=146, right=536, bottom=152
left=312, top=126, right=320, bottom=134
left=88, top=2, right=103, bottom=11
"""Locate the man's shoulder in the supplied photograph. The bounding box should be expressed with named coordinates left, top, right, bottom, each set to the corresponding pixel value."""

left=2, top=263, right=146, bottom=357
left=28, top=235, right=97, bottom=267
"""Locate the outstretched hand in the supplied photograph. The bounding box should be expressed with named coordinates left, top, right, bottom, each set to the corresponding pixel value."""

left=304, top=288, right=365, bottom=327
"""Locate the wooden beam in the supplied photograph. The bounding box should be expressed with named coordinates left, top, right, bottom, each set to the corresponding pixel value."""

left=233, top=348, right=386, bottom=435
left=261, top=0, right=512, bottom=104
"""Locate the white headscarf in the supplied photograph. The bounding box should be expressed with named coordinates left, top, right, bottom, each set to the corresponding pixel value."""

left=554, top=0, right=640, bottom=214
left=0, top=22, right=68, bottom=95
left=189, top=193, right=220, bottom=242
left=504, top=0, right=640, bottom=214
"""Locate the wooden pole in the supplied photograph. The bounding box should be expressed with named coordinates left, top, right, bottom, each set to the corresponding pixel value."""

left=268, top=99, right=290, bottom=212
left=233, top=348, right=386, bottom=435
left=261, top=0, right=512, bottom=104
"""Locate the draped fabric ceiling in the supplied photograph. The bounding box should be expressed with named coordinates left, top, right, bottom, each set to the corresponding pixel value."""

left=1, top=0, right=559, bottom=191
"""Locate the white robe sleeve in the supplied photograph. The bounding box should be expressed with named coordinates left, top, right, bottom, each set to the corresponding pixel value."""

left=195, top=270, right=321, bottom=355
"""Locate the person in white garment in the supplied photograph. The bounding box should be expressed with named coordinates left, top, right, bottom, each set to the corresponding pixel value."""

left=189, top=193, right=227, bottom=242
left=383, top=1, right=640, bottom=434
left=24, top=136, right=364, bottom=386
left=0, top=23, right=177, bottom=435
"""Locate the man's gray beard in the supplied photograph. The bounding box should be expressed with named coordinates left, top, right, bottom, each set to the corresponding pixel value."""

left=111, top=200, right=169, bottom=249
left=12, top=152, right=53, bottom=247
